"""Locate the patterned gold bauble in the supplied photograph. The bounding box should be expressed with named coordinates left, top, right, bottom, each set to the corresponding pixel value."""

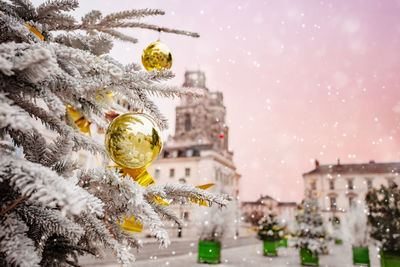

left=105, top=113, right=162, bottom=169
left=141, top=41, right=172, bottom=71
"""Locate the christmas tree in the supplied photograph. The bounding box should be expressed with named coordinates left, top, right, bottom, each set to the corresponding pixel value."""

left=257, top=213, right=284, bottom=242
left=366, top=183, right=400, bottom=254
left=295, top=198, right=327, bottom=254
left=0, top=1, right=230, bottom=266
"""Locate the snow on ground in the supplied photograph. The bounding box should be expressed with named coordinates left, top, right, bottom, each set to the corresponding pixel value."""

left=93, top=242, right=381, bottom=267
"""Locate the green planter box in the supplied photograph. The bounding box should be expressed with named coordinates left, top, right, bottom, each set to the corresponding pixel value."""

left=380, top=251, right=400, bottom=267
left=263, top=240, right=278, bottom=256
left=300, top=248, right=319, bottom=266
left=353, top=247, right=370, bottom=266
left=198, top=241, right=221, bottom=264
left=334, top=239, right=343, bottom=245
left=277, top=237, right=288, bottom=248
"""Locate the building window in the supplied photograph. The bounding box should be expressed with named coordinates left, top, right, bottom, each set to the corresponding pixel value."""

left=367, top=180, right=373, bottom=190
left=163, top=151, right=170, bottom=158
left=186, top=149, right=193, bottom=157
left=349, top=197, right=354, bottom=208
left=169, top=168, right=175, bottom=178
left=155, top=169, right=160, bottom=179
left=184, top=113, right=191, bottom=131
left=348, top=180, right=354, bottom=190
left=185, top=168, right=191, bottom=177
left=310, top=180, right=316, bottom=190
left=329, top=180, right=335, bottom=190
left=183, top=211, right=189, bottom=220
left=330, top=197, right=336, bottom=210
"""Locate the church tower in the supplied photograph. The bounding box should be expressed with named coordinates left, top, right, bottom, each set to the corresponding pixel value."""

left=170, top=70, right=230, bottom=156
left=147, top=70, right=239, bottom=238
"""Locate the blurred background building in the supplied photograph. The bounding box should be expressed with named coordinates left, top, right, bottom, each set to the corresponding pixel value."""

left=241, top=195, right=297, bottom=226
left=303, top=159, right=400, bottom=223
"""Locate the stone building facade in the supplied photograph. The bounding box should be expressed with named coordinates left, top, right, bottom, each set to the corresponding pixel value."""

left=241, top=195, right=297, bottom=225
left=303, top=159, right=400, bottom=223
left=147, top=70, right=240, bottom=237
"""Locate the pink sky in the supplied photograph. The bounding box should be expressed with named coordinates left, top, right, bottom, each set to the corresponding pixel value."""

left=34, top=0, right=400, bottom=201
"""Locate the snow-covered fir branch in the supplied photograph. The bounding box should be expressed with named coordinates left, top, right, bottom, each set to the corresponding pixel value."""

left=145, top=183, right=232, bottom=207
left=0, top=153, right=104, bottom=217
left=0, top=212, right=41, bottom=267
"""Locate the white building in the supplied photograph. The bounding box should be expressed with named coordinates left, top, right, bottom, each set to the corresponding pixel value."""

left=147, top=70, right=240, bottom=237
left=303, top=159, right=400, bottom=223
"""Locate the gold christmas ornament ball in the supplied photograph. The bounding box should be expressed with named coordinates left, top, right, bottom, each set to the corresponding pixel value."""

left=141, top=41, right=173, bottom=71
left=105, top=113, right=162, bottom=169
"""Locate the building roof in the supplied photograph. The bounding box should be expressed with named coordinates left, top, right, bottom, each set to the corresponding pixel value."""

left=277, top=202, right=297, bottom=207
left=303, top=161, right=400, bottom=176
left=242, top=195, right=297, bottom=207
left=241, top=195, right=275, bottom=205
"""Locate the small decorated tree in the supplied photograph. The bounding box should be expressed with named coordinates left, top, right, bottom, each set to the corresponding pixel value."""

left=344, top=204, right=370, bottom=266
left=366, top=183, right=400, bottom=266
left=295, top=198, right=326, bottom=266
left=258, top=213, right=284, bottom=256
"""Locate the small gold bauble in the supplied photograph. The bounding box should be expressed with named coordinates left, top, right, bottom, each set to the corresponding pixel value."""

left=141, top=41, right=173, bottom=71
left=105, top=113, right=162, bottom=169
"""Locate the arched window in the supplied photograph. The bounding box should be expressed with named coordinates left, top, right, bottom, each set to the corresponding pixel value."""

left=184, top=113, right=191, bottom=131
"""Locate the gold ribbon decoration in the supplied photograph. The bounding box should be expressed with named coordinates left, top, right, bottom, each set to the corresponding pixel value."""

left=110, top=165, right=160, bottom=232
left=110, top=165, right=154, bottom=187
left=24, top=23, right=44, bottom=41
left=110, top=165, right=215, bottom=232
left=190, top=183, right=215, bottom=206
left=66, top=105, right=92, bottom=135
left=114, top=166, right=168, bottom=205
left=119, top=216, right=143, bottom=232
